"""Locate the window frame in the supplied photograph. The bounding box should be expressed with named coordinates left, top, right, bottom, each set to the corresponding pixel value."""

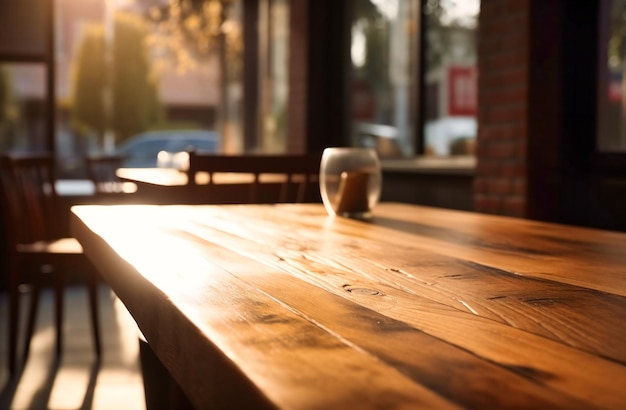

left=0, top=0, right=55, bottom=154
left=595, top=0, right=626, bottom=174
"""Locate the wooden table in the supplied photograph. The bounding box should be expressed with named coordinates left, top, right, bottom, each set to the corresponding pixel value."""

left=70, top=203, right=626, bottom=409
left=116, top=168, right=296, bottom=204
left=116, top=167, right=192, bottom=186
left=116, top=167, right=290, bottom=186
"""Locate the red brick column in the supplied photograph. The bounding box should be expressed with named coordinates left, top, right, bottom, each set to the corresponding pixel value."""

left=474, top=1, right=530, bottom=217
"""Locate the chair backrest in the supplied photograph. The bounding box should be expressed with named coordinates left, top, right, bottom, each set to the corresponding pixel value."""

left=0, top=155, right=19, bottom=293
left=2, top=154, right=62, bottom=242
left=0, top=155, right=21, bottom=248
left=85, top=154, right=125, bottom=194
left=187, top=152, right=322, bottom=203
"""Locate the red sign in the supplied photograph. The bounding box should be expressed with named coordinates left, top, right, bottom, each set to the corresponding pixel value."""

left=447, top=66, right=477, bottom=116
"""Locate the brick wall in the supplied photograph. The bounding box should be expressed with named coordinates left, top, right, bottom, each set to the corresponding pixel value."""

left=475, top=2, right=623, bottom=229
left=474, top=0, right=530, bottom=217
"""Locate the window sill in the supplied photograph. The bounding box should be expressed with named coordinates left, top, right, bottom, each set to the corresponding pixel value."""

left=381, top=156, right=475, bottom=176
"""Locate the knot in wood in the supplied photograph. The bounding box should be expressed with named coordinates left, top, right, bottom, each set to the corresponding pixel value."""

left=344, top=286, right=381, bottom=296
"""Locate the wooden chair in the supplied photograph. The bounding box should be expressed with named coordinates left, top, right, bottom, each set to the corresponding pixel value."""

left=0, top=154, right=102, bottom=375
left=85, top=153, right=129, bottom=197
left=186, top=151, right=322, bottom=204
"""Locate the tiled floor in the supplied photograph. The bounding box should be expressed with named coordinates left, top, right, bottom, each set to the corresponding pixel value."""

left=0, top=285, right=146, bottom=410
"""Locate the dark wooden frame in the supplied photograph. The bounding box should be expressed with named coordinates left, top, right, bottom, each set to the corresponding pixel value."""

left=0, top=0, right=55, bottom=153
left=186, top=151, right=322, bottom=203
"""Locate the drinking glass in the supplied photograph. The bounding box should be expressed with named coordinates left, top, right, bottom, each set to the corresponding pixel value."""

left=319, top=147, right=382, bottom=218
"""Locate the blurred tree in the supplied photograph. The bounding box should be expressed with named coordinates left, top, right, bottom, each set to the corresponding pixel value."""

left=0, top=66, right=12, bottom=123
left=609, top=0, right=626, bottom=67
left=70, top=24, right=107, bottom=147
left=423, top=0, right=479, bottom=72
left=142, top=0, right=243, bottom=151
left=70, top=13, right=162, bottom=147
left=0, top=66, right=17, bottom=150
left=111, top=12, right=162, bottom=142
left=144, top=0, right=241, bottom=76
left=607, top=0, right=626, bottom=149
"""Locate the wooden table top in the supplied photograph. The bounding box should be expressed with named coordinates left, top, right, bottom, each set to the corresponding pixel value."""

left=70, top=202, right=626, bottom=409
left=116, top=167, right=287, bottom=187
left=116, top=167, right=191, bottom=186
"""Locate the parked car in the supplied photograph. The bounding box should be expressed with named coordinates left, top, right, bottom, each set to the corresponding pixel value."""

left=117, top=130, right=220, bottom=168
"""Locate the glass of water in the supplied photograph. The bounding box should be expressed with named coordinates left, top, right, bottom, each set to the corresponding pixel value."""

left=319, top=147, right=382, bottom=218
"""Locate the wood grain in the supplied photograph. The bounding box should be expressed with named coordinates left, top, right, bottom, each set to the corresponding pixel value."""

left=70, top=203, right=626, bottom=409
left=189, top=205, right=626, bottom=363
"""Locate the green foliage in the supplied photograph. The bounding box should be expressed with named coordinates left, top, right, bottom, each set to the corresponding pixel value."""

left=71, top=24, right=107, bottom=137
left=0, top=66, right=17, bottom=149
left=423, top=0, right=478, bottom=72
left=70, top=12, right=162, bottom=146
left=609, top=1, right=626, bottom=68
left=111, top=12, right=162, bottom=142
left=0, top=67, right=9, bottom=122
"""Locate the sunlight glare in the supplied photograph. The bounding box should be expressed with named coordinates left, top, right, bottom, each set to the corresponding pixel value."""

left=83, top=206, right=216, bottom=295
left=370, top=0, right=399, bottom=20
left=440, top=0, right=480, bottom=27
left=48, top=368, right=91, bottom=409
left=93, top=369, right=146, bottom=410
left=351, top=20, right=367, bottom=68
left=10, top=327, right=55, bottom=409
left=112, top=294, right=143, bottom=365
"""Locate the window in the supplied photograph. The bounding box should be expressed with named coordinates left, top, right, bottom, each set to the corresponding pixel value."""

left=422, top=0, right=479, bottom=157
left=2, top=0, right=248, bottom=178
left=349, top=0, right=419, bottom=158
left=0, top=64, right=48, bottom=153
left=2, top=0, right=484, bottom=176
left=257, top=0, right=289, bottom=153
left=597, top=0, right=626, bottom=152
left=56, top=0, right=229, bottom=176
left=0, top=0, right=52, bottom=156
left=2, top=0, right=297, bottom=179
left=347, top=0, right=479, bottom=158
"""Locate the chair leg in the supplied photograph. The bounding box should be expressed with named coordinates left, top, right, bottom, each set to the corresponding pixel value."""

left=54, top=270, right=65, bottom=359
left=22, top=281, right=41, bottom=366
left=8, top=274, right=20, bottom=375
left=86, top=270, right=102, bottom=358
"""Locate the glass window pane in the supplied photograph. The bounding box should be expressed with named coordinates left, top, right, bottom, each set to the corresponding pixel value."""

left=350, top=0, right=418, bottom=158
left=0, top=63, right=47, bottom=153
left=423, top=0, right=479, bottom=157
left=55, top=0, right=244, bottom=177
left=597, top=0, right=626, bottom=152
left=221, top=0, right=244, bottom=153
left=258, top=0, right=289, bottom=153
